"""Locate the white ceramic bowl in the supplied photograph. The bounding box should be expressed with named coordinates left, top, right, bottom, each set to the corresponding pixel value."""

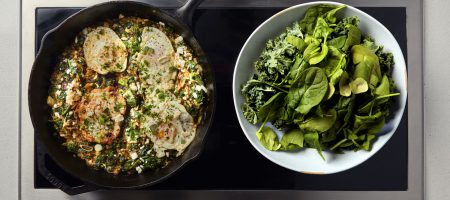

left=232, top=1, right=407, bottom=174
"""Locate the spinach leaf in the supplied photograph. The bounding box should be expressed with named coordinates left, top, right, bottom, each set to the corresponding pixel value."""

left=339, top=71, right=352, bottom=96
left=336, top=95, right=356, bottom=124
left=350, top=45, right=382, bottom=92
left=309, top=43, right=329, bottom=65
left=365, top=118, right=385, bottom=135
left=304, top=131, right=325, bottom=160
left=362, top=134, right=376, bottom=151
left=319, top=46, right=345, bottom=77
left=354, top=111, right=384, bottom=130
left=256, top=126, right=281, bottom=151
left=358, top=92, right=400, bottom=114
left=328, top=35, right=346, bottom=49
left=313, top=17, right=333, bottom=40
left=287, top=55, right=309, bottom=84
left=330, top=67, right=344, bottom=87
left=257, top=92, right=286, bottom=123
left=288, top=67, right=328, bottom=115
left=374, top=75, right=390, bottom=96
left=286, top=34, right=307, bottom=52
left=303, top=37, right=321, bottom=61
left=280, top=129, right=304, bottom=150
left=299, top=109, right=337, bottom=132
left=324, top=5, right=346, bottom=23
left=300, top=4, right=337, bottom=35
left=326, top=68, right=343, bottom=99
left=350, top=76, right=369, bottom=94
left=343, top=25, right=361, bottom=51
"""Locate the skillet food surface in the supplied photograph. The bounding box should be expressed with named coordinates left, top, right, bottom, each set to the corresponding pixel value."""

left=47, top=15, right=208, bottom=175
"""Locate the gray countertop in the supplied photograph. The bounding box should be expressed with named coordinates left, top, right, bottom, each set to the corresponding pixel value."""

left=0, top=0, right=20, bottom=200
left=0, top=0, right=447, bottom=199
left=423, top=0, right=450, bottom=199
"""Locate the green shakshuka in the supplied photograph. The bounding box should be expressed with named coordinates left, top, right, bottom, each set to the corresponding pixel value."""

left=47, top=15, right=207, bottom=174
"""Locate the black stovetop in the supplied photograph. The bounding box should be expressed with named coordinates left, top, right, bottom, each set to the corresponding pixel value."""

left=35, top=7, right=408, bottom=190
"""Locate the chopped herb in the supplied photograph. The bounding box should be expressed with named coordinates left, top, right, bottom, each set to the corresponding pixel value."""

left=169, top=66, right=178, bottom=72
left=142, top=46, right=155, bottom=54
left=114, top=102, right=124, bottom=112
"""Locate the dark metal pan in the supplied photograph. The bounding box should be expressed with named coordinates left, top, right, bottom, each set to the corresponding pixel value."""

left=29, top=0, right=215, bottom=195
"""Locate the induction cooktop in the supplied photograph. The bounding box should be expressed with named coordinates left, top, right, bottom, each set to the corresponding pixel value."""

left=34, top=6, right=408, bottom=192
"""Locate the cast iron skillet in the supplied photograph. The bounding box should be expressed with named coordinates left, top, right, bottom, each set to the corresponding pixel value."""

left=28, top=0, right=215, bottom=195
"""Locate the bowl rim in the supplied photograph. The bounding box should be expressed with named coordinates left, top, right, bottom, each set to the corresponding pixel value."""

left=232, top=1, right=407, bottom=174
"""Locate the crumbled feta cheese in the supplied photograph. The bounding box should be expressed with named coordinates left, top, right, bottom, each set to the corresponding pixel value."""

left=174, top=36, right=183, bottom=44
left=176, top=46, right=186, bottom=54
left=65, top=79, right=80, bottom=106
left=195, top=85, right=207, bottom=92
left=192, top=92, right=198, bottom=99
left=130, top=152, right=138, bottom=160
left=87, top=110, right=94, bottom=117
left=112, top=114, right=124, bottom=122
left=130, top=109, right=138, bottom=117
left=158, top=22, right=165, bottom=26
left=155, top=148, right=165, bottom=158
left=94, top=144, right=103, bottom=152
left=136, top=166, right=143, bottom=174
left=129, top=83, right=137, bottom=91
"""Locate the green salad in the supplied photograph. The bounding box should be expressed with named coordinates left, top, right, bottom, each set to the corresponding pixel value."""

left=241, top=4, right=399, bottom=159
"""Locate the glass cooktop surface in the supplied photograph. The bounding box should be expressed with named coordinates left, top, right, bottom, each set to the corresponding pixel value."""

left=35, top=7, right=408, bottom=190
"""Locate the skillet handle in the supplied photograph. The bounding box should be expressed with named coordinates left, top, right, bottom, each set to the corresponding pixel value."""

left=174, top=0, right=204, bottom=27
left=36, top=145, right=96, bottom=195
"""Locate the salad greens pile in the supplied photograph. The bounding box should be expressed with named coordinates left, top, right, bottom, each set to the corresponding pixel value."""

left=241, top=4, right=399, bottom=159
